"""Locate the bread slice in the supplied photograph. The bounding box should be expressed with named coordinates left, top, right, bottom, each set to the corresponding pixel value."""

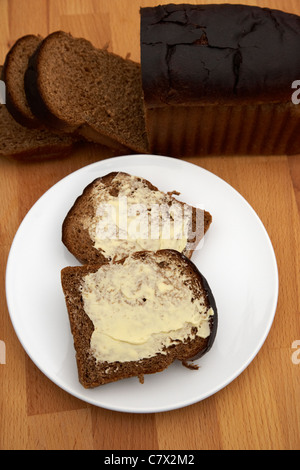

left=62, top=172, right=212, bottom=264
left=61, top=249, right=217, bottom=388
left=2, top=35, right=43, bottom=128
left=0, top=66, right=75, bottom=161
left=24, top=31, right=149, bottom=153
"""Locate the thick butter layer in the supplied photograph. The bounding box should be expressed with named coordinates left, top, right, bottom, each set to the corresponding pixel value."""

left=83, top=174, right=191, bottom=260
left=80, top=255, right=214, bottom=363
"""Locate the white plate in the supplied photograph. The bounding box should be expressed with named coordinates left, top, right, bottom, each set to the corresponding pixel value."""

left=5, top=154, right=278, bottom=413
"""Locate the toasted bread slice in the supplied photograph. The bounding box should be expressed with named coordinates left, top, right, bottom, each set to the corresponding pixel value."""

left=62, top=172, right=212, bottom=263
left=24, top=31, right=149, bottom=153
left=61, top=249, right=217, bottom=388
left=2, top=35, right=43, bottom=128
left=0, top=66, right=75, bottom=161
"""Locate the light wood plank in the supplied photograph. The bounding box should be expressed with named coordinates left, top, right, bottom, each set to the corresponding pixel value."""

left=27, top=409, right=94, bottom=450
left=92, top=408, right=159, bottom=450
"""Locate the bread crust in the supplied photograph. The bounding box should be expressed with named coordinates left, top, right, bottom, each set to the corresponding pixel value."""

left=140, top=4, right=300, bottom=107
left=62, top=172, right=212, bottom=264
left=2, top=35, right=43, bottom=128
left=0, top=65, right=76, bottom=161
left=61, top=250, right=217, bottom=388
left=0, top=143, right=74, bottom=161
left=62, top=172, right=120, bottom=265
left=140, top=4, right=300, bottom=156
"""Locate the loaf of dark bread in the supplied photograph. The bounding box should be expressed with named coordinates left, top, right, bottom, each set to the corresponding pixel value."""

left=61, top=249, right=217, bottom=388
left=62, top=172, right=212, bottom=264
left=24, top=31, right=149, bottom=153
left=140, top=4, right=300, bottom=155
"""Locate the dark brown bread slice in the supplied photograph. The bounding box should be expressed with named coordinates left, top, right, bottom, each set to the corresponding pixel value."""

left=61, top=249, right=217, bottom=388
left=2, top=35, right=43, bottom=128
left=62, top=172, right=212, bottom=264
left=24, top=31, right=149, bottom=153
left=0, top=66, right=75, bottom=161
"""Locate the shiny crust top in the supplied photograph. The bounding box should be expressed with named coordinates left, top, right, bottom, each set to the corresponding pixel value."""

left=140, top=4, right=300, bottom=106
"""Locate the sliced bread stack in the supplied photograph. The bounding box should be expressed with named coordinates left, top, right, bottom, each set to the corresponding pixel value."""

left=0, top=84, right=75, bottom=161
left=1, top=32, right=149, bottom=160
left=24, top=31, right=148, bottom=153
left=0, top=36, right=76, bottom=160
left=61, top=172, right=217, bottom=388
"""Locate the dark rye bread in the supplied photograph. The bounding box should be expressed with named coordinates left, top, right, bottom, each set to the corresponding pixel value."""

left=24, top=31, right=149, bottom=153
left=62, top=172, right=212, bottom=264
left=0, top=66, right=75, bottom=161
left=141, top=3, right=300, bottom=106
left=61, top=250, right=217, bottom=388
left=2, top=35, right=43, bottom=128
left=140, top=4, right=300, bottom=156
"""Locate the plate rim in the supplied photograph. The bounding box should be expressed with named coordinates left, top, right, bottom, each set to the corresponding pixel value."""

left=5, top=154, right=279, bottom=413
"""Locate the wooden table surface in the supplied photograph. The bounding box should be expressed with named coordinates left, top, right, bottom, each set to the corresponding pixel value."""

left=0, top=0, right=300, bottom=451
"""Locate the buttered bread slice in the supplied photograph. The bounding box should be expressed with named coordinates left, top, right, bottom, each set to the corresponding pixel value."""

left=62, top=172, right=212, bottom=263
left=61, top=250, right=217, bottom=388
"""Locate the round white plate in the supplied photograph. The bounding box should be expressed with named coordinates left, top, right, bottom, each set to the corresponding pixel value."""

left=5, top=154, right=278, bottom=413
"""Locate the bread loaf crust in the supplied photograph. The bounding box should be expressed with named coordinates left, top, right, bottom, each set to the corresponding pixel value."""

left=0, top=66, right=75, bottom=161
left=140, top=4, right=300, bottom=107
left=2, top=35, right=43, bottom=128
left=0, top=142, right=74, bottom=161
left=61, top=250, right=217, bottom=388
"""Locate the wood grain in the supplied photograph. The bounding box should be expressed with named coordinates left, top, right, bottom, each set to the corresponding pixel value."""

left=0, top=0, right=299, bottom=450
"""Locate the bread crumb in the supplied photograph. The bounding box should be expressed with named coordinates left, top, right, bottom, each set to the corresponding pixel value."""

left=181, top=360, right=199, bottom=370
left=138, top=374, right=145, bottom=384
